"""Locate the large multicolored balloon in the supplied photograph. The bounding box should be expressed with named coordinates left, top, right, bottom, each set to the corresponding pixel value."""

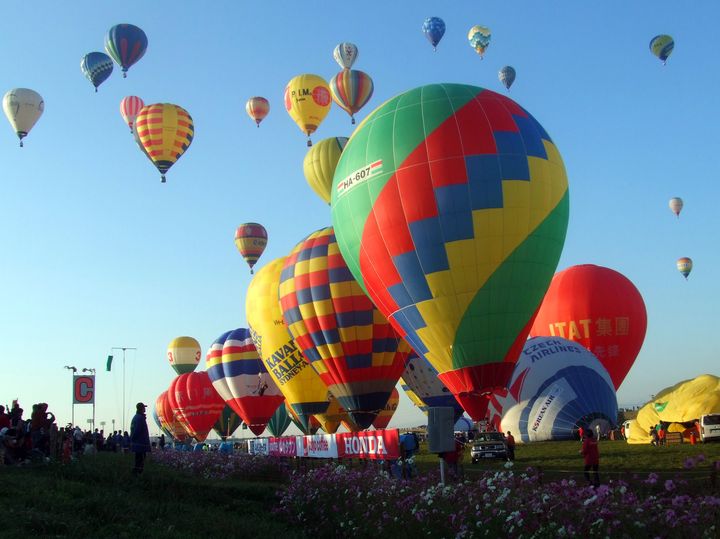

left=677, top=257, right=693, bottom=279
left=120, top=96, right=144, bottom=133
left=468, top=25, right=491, bottom=58
left=650, top=34, right=674, bottom=65
left=267, top=403, right=291, bottom=437
left=167, top=371, right=225, bottom=442
left=279, top=227, right=412, bottom=429
left=499, top=336, right=618, bottom=442
left=329, top=70, right=374, bottom=125
left=135, top=103, right=194, bottom=183
left=234, top=223, right=268, bottom=274
left=530, top=265, right=646, bottom=390
left=105, top=23, right=148, bottom=77
left=331, top=83, right=569, bottom=421
left=499, top=66, right=516, bottom=90
left=206, top=328, right=284, bottom=436
left=669, top=197, right=683, bottom=218
left=246, top=97, right=269, bottom=127
left=212, top=404, right=242, bottom=439
left=284, top=74, right=332, bottom=146
left=401, top=352, right=464, bottom=418
left=333, top=42, right=358, bottom=70
left=246, top=256, right=330, bottom=429
left=399, top=380, right=428, bottom=414
left=303, top=136, right=348, bottom=204
left=3, top=88, right=44, bottom=147
left=167, top=336, right=202, bottom=375
left=372, top=387, right=399, bottom=430
left=422, top=17, right=446, bottom=51
left=80, top=52, right=114, bottom=92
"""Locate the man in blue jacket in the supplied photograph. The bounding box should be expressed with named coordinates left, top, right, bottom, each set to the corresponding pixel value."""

left=130, top=402, right=151, bottom=474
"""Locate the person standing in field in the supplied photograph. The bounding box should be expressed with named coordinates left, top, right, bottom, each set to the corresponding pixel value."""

left=580, top=429, right=600, bottom=487
left=130, top=403, right=151, bottom=474
left=505, top=431, right=516, bottom=461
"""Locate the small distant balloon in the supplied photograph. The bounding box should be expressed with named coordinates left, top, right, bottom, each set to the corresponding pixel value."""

left=468, top=25, right=491, bottom=58
left=333, top=43, right=358, bottom=70
left=329, top=69, right=374, bottom=125
left=234, top=223, right=268, bottom=274
left=3, top=88, right=44, bottom=147
left=650, top=35, right=674, bottom=65
left=80, top=52, right=114, bottom=92
left=669, top=197, right=683, bottom=218
left=120, top=96, right=144, bottom=132
left=499, top=66, right=516, bottom=90
left=105, top=24, right=148, bottom=77
left=246, top=97, right=269, bottom=127
left=677, top=257, right=692, bottom=279
left=422, top=17, right=446, bottom=51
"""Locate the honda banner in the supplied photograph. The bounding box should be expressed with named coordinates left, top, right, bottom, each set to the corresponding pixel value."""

left=336, top=429, right=400, bottom=460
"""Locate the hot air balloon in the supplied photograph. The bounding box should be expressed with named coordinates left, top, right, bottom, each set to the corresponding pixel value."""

left=333, top=42, right=359, bottom=70
left=80, top=52, right=114, bottom=92
left=246, top=257, right=331, bottom=430
left=401, top=352, right=464, bottom=419
left=213, top=404, right=243, bottom=439
left=314, top=394, right=348, bottom=434
left=468, top=25, right=491, bottom=58
left=330, top=83, right=569, bottom=421
left=329, top=70, right=374, bottom=125
left=372, top=387, right=399, bottom=430
left=134, top=103, right=194, bottom=183
left=422, top=17, right=446, bottom=51
left=167, top=372, right=225, bottom=442
left=246, top=97, right=269, bottom=127
left=3, top=88, right=44, bottom=147
left=650, top=34, right=674, bottom=65
left=234, top=223, right=268, bottom=274
left=267, top=403, right=292, bottom=437
left=279, top=227, right=412, bottom=429
left=105, top=23, right=148, bottom=77
left=206, top=328, right=284, bottom=436
left=499, top=66, right=516, bottom=90
left=669, top=197, right=683, bottom=217
left=284, top=74, right=332, bottom=146
left=677, top=257, right=692, bottom=279
left=152, top=397, right=173, bottom=439
left=286, top=402, right=321, bottom=434
left=400, top=380, right=428, bottom=414
left=499, top=336, right=618, bottom=442
left=303, top=136, right=348, bottom=204
left=120, top=96, right=144, bottom=132
left=529, top=265, right=647, bottom=390
left=157, top=390, right=189, bottom=442
left=167, top=336, right=202, bottom=375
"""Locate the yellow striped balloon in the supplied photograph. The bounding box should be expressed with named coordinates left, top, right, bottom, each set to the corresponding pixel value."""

left=135, top=103, right=194, bottom=183
left=234, top=222, right=268, bottom=274
left=302, top=136, right=348, bottom=204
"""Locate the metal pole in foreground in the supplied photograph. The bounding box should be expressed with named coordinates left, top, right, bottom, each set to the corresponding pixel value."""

left=63, top=366, right=77, bottom=426
left=111, top=347, right=137, bottom=432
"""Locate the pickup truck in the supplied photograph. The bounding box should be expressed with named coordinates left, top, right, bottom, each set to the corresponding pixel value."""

left=470, top=432, right=507, bottom=463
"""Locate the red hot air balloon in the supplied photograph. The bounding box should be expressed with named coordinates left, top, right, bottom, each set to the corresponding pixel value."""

left=167, top=371, right=225, bottom=442
left=529, top=264, right=647, bottom=389
left=158, top=390, right=189, bottom=442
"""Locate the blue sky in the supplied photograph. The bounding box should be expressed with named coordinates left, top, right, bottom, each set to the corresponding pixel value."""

left=1, top=2, right=717, bottom=436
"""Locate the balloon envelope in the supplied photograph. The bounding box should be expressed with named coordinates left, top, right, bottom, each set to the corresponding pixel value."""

left=330, top=83, right=569, bottom=421
left=669, top=197, right=683, bottom=217
left=530, top=265, right=647, bottom=390
left=313, top=394, right=347, bottom=434
left=284, top=74, right=332, bottom=145
left=401, top=352, right=464, bottom=418
left=3, top=88, right=44, bottom=146
left=468, top=25, right=491, bottom=57
left=372, top=387, right=399, bottom=429
left=650, top=34, right=674, bottom=64
left=246, top=97, right=270, bottom=127
left=499, top=66, right=516, bottom=90
left=333, top=42, right=359, bottom=70
left=422, top=17, right=446, bottom=50
left=168, top=372, right=225, bottom=442
left=303, top=136, right=348, bottom=204
left=246, top=257, right=330, bottom=430
left=157, top=390, right=189, bottom=442
left=212, top=404, right=242, bottom=439
left=135, top=103, right=194, bottom=182
left=167, top=336, right=202, bottom=375
left=279, top=227, right=411, bottom=429
left=80, top=52, right=114, bottom=91
left=500, top=336, right=618, bottom=442
left=329, top=69, right=374, bottom=124
left=120, top=96, right=144, bottom=132
left=267, top=403, right=291, bottom=437
left=234, top=223, right=268, bottom=273
left=105, top=23, right=148, bottom=76
left=677, top=257, right=692, bottom=279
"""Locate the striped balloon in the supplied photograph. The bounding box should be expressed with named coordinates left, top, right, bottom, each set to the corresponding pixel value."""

left=212, top=404, right=243, bottom=439
left=234, top=222, right=268, bottom=273
left=371, top=387, right=399, bottom=430
left=329, top=69, right=374, bottom=125
left=401, top=352, right=465, bottom=418
left=80, top=52, right=114, bottom=92
left=206, top=328, right=284, bottom=436
left=167, top=372, right=225, bottom=442
left=158, top=390, right=189, bottom=442
left=120, top=96, right=144, bottom=132
left=105, top=23, right=148, bottom=77
left=134, top=103, right=194, bottom=183
left=279, top=226, right=411, bottom=429
left=167, top=336, right=201, bottom=375
left=332, top=42, right=359, bottom=70
left=246, top=96, right=270, bottom=127
left=677, top=257, right=693, bottom=279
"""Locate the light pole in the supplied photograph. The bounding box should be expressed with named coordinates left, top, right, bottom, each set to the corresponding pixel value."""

left=63, top=365, right=77, bottom=426
left=82, top=368, right=97, bottom=430
left=111, top=347, right=137, bottom=432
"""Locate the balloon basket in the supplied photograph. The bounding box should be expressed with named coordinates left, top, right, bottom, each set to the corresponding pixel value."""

left=161, top=175, right=166, bottom=183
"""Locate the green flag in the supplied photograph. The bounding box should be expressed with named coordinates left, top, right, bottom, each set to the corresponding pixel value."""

left=654, top=402, right=668, bottom=413
left=106, top=355, right=114, bottom=372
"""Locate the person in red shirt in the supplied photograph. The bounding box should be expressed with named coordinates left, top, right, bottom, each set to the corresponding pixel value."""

left=0, top=406, right=10, bottom=430
left=505, top=431, right=516, bottom=461
left=577, top=426, right=584, bottom=440
left=580, top=430, right=600, bottom=487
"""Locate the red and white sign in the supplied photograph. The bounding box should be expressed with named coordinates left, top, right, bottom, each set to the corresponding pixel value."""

left=300, top=434, right=338, bottom=458
left=268, top=436, right=299, bottom=457
left=336, top=429, right=400, bottom=460
left=73, top=375, right=95, bottom=404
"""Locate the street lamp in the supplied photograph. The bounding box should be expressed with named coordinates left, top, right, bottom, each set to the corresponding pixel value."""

left=110, top=347, right=137, bottom=431
left=64, top=365, right=77, bottom=426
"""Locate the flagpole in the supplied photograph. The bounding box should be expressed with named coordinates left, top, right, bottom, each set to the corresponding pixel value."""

left=63, top=366, right=77, bottom=426
left=111, top=347, right=137, bottom=432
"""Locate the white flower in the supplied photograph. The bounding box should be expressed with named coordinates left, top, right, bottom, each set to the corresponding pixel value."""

left=584, top=495, right=598, bottom=506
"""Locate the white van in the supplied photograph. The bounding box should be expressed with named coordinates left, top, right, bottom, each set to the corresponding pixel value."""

left=699, top=414, right=720, bottom=442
